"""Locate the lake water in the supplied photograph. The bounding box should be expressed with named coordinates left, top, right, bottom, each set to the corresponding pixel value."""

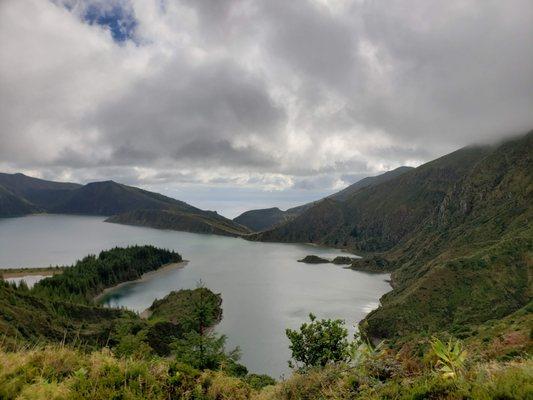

left=0, top=214, right=391, bottom=377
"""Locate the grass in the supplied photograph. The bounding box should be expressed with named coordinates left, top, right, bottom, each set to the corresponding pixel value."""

left=0, top=341, right=530, bottom=399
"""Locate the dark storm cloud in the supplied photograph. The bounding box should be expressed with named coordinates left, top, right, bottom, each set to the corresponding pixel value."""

left=1, top=0, right=532, bottom=195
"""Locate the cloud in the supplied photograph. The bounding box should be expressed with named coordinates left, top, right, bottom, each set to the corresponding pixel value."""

left=1, top=0, right=532, bottom=201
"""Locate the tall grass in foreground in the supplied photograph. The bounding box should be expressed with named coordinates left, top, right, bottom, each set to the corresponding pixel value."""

left=1, top=344, right=531, bottom=399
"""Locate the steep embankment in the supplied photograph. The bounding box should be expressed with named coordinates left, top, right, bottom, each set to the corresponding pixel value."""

left=362, top=132, right=533, bottom=339
left=255, top=131, right=532, bottom=340
left=255, top=147, right=488, bottom=250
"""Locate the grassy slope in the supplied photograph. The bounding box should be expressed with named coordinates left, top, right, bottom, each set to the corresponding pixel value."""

left=362, top=132, right=533, bottom=339
left=255, top=146, right=488, bottom=250
left=148, top=288, right=222, bottom=326
left=0, top=173, right=81, bottom=210
left=254, top=131, right=533, bottom=341
left=47, top=181, right=196, bottom=216
left=0, top=344, right=530, bottom=399
left=233, top=207, right=291, bottom=232
left=0, top=281, right=136, bottom=349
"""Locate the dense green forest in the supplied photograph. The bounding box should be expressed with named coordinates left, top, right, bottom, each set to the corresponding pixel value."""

left=31, top=245, right=181, bottom=303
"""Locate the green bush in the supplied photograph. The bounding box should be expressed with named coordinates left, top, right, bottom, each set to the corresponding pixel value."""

left=286, top=314, right=350, bottom=369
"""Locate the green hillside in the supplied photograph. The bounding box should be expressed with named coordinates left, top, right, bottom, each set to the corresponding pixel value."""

left=1, top=243, right=530, bottom=399
left=362, top=132, right=533, bottom=340
left=106, top=208, right=250, bottom=236
left=47, top=180, right=198, bottom=216
left=233, top=166, right=413, bottom=232
left=0, top=173, right=249, bottom=236
left=0, top=185, right=39, bottom=217
left=233, top=207, right=293, bottom=232
left=253, top=131, right=533, bottom=341
left=0, top=172, right=81, bottom=209
left=254, top=146, right=489, bottom=250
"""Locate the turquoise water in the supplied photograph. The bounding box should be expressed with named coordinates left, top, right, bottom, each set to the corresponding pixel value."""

left=0, top=214, right=390, bottom=377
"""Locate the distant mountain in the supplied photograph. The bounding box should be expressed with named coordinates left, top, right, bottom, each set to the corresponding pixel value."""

left=107, top=209, right=248, bottom=237
left=328, top=166, right=414, bottom=202
left=0, top=174, right=249, bottom=236
left=233, top=207, right=293, bottom=232
left=253, top=131, right=533, bottom=339
left=254, top=147, right=489, bottom=249
left=0, top=172, right=81, bottom=209
left=233, top=166, right=414, bottom=232
left=47, top=180, right=200, bottom=216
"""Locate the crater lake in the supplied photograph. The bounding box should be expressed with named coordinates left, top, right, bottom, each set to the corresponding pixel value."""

left=0, top=214, right=391, bottom=377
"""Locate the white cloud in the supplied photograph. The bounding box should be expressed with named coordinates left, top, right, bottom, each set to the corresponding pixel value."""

left=1, top=0, right=532, bottom=199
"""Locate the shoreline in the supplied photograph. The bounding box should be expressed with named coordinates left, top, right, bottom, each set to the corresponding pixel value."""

left=0, top=267, right=65, bottom=279
left=94, top=260, right=188, bottom=303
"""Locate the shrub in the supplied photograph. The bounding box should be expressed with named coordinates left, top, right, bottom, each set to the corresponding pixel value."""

left=286, top=314, right=350, bottom=370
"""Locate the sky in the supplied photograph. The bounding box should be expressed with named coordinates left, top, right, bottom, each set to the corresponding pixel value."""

left=1, top=0, right=532, bottom=218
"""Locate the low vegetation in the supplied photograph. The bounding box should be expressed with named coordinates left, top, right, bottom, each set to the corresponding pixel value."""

left=0, top=219, right=530, bottom=400
left=0, top=313, right=530, bottom=399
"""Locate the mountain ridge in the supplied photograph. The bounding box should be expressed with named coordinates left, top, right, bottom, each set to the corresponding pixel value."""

left=233, top=166, right=414, bottom=232
left=0, top=173, right=249, bottom=236
left=249, top=131, right=532, bottom=340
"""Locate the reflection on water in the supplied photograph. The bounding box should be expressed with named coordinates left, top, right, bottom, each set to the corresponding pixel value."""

left=0, top=214, right=391, bottom=377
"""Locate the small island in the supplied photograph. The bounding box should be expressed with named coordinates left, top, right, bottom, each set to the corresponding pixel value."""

left=298, top=255, right=361, bottom=265
left=297, top=254, right=392, bottom=272
left=331, top=256, right=357, bottom=265
left=298, top=255, right=331, bottom=264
